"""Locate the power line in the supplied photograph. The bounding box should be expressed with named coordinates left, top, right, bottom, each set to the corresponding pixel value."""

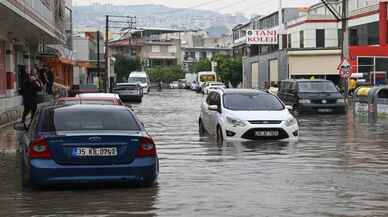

left=153, top=0, right=225, bottom=15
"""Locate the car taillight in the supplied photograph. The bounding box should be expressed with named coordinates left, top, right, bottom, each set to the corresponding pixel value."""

left=136, top=137, right=156, bottom=157
left=27, top=137, right=51, bottom=159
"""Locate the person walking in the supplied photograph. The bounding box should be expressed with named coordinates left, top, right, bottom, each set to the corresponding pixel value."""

left=46, top=66, right=54, bottom=95
left=21, top=73, right=42, bottom=124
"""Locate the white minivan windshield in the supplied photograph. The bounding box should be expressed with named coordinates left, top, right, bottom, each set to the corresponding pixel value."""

left=129, top=77, right=147, bottom=83
left=223, top=93, right=284, bottom=111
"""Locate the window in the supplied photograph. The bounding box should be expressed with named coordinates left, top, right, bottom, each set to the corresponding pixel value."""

left=282, top=35, right=288, bottom=49
left=223, top=93, right=284, bottom=111
left=316, top=29, right=325, bottom=48
left=349, top=22, right=379, bottom=46
left=288, top=34, right=292, bottom=48
left=41, top=108, right=141, bottom=132
left=168, top=46, right=176, bottom=53
left=300, top=31, right=304, bottom=48
left=151, top=46, right=160, bottom=52
left=338, top=29, right=343, bottom=48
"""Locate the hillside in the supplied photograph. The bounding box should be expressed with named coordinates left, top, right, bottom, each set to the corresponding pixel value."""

left=73, top=4, right=248, bottom=36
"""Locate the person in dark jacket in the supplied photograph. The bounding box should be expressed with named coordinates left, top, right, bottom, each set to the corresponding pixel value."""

left=21, top=73, right=42, bottom=123
left=46, top=66, right=54, bottom=95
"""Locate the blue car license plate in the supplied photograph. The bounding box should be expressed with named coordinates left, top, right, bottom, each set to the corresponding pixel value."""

left=73, top=147, right=118, bottom=157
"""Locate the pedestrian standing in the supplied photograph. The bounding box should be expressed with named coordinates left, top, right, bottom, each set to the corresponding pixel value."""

left=21, top=73, right=42, bottom=124
left=46, top=66, right=54, bottom=95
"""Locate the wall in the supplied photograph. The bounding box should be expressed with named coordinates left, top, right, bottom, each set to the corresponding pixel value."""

left=243, top=51, right=288, bottom=88
left=73, top=37, right=89, bottom=61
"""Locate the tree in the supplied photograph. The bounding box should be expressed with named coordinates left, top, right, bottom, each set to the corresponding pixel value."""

left=212, top=54, right=242, bottom=88
left=148, top=65, right=185, bottom=82
left=114, top=55, right=141, bottom=82
left=192, top=58, right=211, bottom=73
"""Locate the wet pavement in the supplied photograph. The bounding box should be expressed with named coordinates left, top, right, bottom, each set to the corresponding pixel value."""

left=1, top=89, right=388, bottom=217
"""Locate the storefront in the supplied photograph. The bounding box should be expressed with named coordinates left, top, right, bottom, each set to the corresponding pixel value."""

left=43, top=57, right=74, bottom=88
left=288, top=50, right=342, bottom=84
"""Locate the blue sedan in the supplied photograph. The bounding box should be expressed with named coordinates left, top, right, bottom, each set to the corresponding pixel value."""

left=15, top=104, right=159, bottom=188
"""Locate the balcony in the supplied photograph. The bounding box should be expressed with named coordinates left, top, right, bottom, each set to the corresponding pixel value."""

left=349, top=4, right=379, bottom=17
left=20, top=0, right=54, bottom=25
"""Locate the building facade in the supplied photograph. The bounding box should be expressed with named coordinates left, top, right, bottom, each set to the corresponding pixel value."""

left=109, top=28, right=183, bottom=71
left=0, top=0, right=70, bottom=121
left=239, top=0, right=388, bottom=89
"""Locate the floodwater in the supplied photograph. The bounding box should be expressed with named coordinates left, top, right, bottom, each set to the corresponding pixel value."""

left=1, top=89, right=388, bottom=217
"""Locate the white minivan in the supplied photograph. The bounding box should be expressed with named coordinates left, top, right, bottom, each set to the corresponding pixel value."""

left=128, top=71, right=150, bottom=93
left=199, top=89, right=299, bottom=145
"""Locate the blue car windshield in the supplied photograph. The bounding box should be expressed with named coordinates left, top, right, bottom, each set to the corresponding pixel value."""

left=40, top=107, right=140, bottom=132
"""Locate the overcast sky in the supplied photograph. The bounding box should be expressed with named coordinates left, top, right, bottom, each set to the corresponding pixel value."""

left=73, top=0, right=320, bottom=16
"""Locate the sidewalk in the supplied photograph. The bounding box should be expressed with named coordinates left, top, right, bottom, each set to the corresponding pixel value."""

left=0, top=95, right=54, bottom=129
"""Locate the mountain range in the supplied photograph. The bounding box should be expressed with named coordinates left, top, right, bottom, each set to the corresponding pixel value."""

left=73, top=4, right=248, bottom=36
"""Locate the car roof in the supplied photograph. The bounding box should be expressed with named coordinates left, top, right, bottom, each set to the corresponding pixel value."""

left=45, top=104, right=129, bottom=112
left=77, top=93, right=120, bottom=99
left=58, top=96, right=116, bottom=101
left=221, top=88, right=268, bottom=94
left=116, top=82, right=139, bottom=86
left=281, top=79, right=332, bottom=82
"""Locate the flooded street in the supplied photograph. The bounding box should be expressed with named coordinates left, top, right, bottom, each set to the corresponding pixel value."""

left=1, top=89, right=388, bottom=217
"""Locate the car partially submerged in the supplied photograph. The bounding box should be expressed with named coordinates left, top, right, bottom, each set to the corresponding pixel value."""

left=15, top=104, right=159, bottom=188
left=56, top=96, right=124, bottom=106
left=113, top=83, right=144, bottom=103
left=203, top=82, right=226, bottom=94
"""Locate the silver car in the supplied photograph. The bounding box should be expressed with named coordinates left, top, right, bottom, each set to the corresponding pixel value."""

left=114, top=83, right=144, bottom=103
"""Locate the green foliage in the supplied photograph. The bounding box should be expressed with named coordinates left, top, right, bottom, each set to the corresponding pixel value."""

left=212, top=54, right=242, bottom=88
left=114, top=55, right=141, bottom=82
left=148, top=65, right=185, bottom=82
left=192, top=58, right=211, bottom=73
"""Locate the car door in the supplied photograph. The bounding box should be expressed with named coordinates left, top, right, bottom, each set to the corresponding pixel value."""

left=201, top=93, right=213, bottom=132
left=208, top=92, right=222, bottom=135
left=289, top=82, right=297, bottom=106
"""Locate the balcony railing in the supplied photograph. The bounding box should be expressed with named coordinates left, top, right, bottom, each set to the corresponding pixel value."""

left=349, top=4, right=379, bottom=17
left=20, top=0, right=55, bottom=26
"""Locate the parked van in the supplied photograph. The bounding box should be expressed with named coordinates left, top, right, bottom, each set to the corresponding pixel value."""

left=278, top=79, right=346, bottom=114
left=197, top=71, right=217, bottom=86
left=128, top=71, right=150, bottom=93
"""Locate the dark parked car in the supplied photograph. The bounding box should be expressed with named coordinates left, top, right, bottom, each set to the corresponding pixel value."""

left=15, top=104, right=159, bottom=188
left=113, top=83, right=143, bottom=102
left=69, top=84, right=99, bottom=97
left=278, top=79, right=346, bottom=114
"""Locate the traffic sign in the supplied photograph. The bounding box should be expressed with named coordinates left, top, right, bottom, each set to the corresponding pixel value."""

left=338, top=59, right=352, bottom=79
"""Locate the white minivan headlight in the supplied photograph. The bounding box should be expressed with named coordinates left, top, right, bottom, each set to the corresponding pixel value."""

left=284, top=117, right=298, bottom=127
left=299, top=99, right=311, bottom=104
left=226, top=116, right=246, bottom=127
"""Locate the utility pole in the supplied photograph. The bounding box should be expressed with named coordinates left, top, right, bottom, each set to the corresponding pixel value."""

left=342, top=0, right=350, bottom=98
left=104, top=15, right=109, bottom=93
left=104, top=15, right=136, bottom=93
left=97, top=30, right=101, bottom=92
left=321, top=0, right=349, bottom=98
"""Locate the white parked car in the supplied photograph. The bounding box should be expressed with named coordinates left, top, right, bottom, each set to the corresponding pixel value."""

left=170, top=81, right=179, bottom=89
left=199, top=89, right=299, bottom=145
left=203, top=82, right=226, bottom=94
